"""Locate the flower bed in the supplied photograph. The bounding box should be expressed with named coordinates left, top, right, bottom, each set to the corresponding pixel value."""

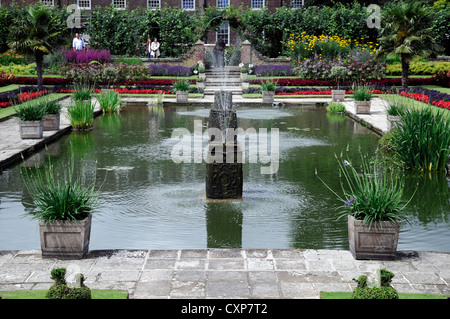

left=0, top=87, right=48, bottom=109
left=398, top=86, right=450, bottom=111
left=254, top=65, right=293, bottom=77
left=63, top=48, right=112, bottom=64
left=243, top=86, right=395, bottom=95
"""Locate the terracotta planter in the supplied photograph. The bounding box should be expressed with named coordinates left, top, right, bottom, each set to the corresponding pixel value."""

left=176, top=91, right=188, bottom=103
left=355, top=100, right=371, bottom=114
left=347, top=215, right=400, bottom=260
left=39, top=214, right=92, bottom=259
left=43, top=113, right=61, bottom=131
left=19, top=120, right=43, bottom=139
left=262, top=91, right=275, bottom=103
left=387, top=115, right=401, bottom=131
left=332, top=90, right=346, bottom=102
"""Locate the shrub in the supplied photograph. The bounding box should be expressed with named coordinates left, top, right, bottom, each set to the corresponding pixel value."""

left=0, top=51, right=26, bottom=66
left=386, top=61, right=450, bottom=75
left=149, top=64, right=191, bottom=77
left=46, top=268, right=91, bottom=299
left=326, top=102, right=346, bottom=113
left=353, top=86, right=372, bottom=101
left=260, top=80, right=277, bottom=91
left=0, top=63, right=36, bottom=76
left=351, top=269, right=399, bottom=299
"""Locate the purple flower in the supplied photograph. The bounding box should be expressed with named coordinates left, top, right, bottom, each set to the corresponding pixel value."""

left=344, top=160, right=350, bottom=166
left=345, top=197, right=355, bottom=207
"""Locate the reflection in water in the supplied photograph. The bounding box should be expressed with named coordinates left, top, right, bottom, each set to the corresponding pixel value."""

left=206, top=203, right=243, bottom=248
left=0, top=105, right=448, bottom=252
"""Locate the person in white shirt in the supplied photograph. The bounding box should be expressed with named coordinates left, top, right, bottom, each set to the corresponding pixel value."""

left=73, top=33, right=84, bottom=51
left=150, top=38, right=160, bottom=58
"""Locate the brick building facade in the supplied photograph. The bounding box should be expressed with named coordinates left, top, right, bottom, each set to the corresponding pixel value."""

left=0, top=0, right=305, bottom=46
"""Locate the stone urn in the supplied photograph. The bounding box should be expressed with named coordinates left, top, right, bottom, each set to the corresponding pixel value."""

left=355, top=101, right=371, bottom=114
left=242, top=82, right=249, bottom=89
left=43, top=113, right=61, bottom=131
left=347, top=215, right=400, bottom=260
left=176, top=91, right=188, bottom=103
left=332, top=90, right=346, bottom=102
left=197, top=82, right=205, bottom=89
left=240, top=73, right=248, bottom=81
left=262, top=91, right=275, bottom=103
left=39, top=214, right=92, bottom=259
left=387, top=115, right=401, bottom=131
left=20, top=120, right=44, bottom=139
left=199, top=72, right=206, bottom=80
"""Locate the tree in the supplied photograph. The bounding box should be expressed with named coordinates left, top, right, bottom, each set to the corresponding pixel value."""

left=376, top=1, right=443, bottom=88
left=7, top=4, right=69, bottom=87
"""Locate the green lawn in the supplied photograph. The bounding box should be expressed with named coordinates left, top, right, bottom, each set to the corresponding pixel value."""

left=381, top=94, right=450, bottom=121
left=320, top=291, right=450, bottom=299
left=0, top=289, right=128, bottom=299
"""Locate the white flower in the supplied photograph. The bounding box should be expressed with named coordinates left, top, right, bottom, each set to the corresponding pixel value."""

left=248, top=64, right=253, bottom=68
left=194, top=70, right=198, bottom=74
left=239, top=63, right=244, bottom=68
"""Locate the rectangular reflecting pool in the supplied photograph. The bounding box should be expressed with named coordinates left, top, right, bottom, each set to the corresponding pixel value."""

left=0, top=104, right=449, bottom=252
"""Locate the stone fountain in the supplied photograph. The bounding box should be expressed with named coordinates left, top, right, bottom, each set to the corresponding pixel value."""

left=205, top=91, right=243, bottom=201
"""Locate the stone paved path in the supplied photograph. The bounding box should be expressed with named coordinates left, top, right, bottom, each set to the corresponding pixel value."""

left=1, top=249, right=449, bottom=299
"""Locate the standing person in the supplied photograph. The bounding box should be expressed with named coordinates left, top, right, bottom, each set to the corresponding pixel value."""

left=150, top=37, right=160, bottom=58
left=72, top=33, right=83, bottom=51
left=145, top=38, right=151, bottom=58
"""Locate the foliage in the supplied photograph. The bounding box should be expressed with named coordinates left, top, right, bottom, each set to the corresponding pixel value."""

left=386, top=102, right=406, bottom=116
left=14, top=97, right=46, bottom=121
left=42, top=97, right=62, bottom=114
left=316, top=150, right=410, bottom=227
left=390, top=106, right=450, bottom=172
left=173, top=79, right=190, bottom=92
left=68, top=99, right=96, bottom=130
left=46, top=268, right=91, bottom=299
left=149, top=64, right=191, bottom=77
left=22, top=148, right=100, bottom=222
left=97, top=90, right=121, bottom=113
left=260, top=80, right=277, bottom=92
left=0, top=63, right=36, bottom=76
left=326, top=102, right=346, bottom=113
left=88, top=7, right=199, bottom=58
left=0, top=51, right=26, bottom=66
left=351, top=269, right=399, bottom=299
left=377, top=1, right=444, bottom=88
left=386, top=61, right=450, bottom=75
left=353, top=86, right=373, bottom=101
left=7, top=3, right=70, bottom=87
left=73, top=86, right=93, bottom=101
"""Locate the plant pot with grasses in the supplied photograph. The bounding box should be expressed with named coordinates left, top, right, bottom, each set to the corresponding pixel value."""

left=174, top=79, right=189, bottom=103
left=261, top=80, right=276, bottom=103
left=68, top=99, right=96, bottom=131
left=97, top=90, right=121, bottom=113
left=14, top=100, right=45, bottom=139
left=353, top=86, right=372, bottom=114
left=43, top=99, right=62, bottom=131
left=316, top=150, right=411, bottom=260
left=242, top=78, right=249, bottom=89
left=386, top=103, right=405, bottom=131
left=23, top=151, right=101, bottom=259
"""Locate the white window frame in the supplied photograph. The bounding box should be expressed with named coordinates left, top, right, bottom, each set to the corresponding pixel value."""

left=216, top=23, right=230, bottom=46
left=77, top=0, right=91, bottom=10
left=217, top=0, right=229, bottom=9
left=251, top=0, right=264, bottom=10
left=181, top=0, right=195, bottom=11
left=147, top=0, right=161, bottom=10
left=112, top=0, right=126, bottom=10
left=291, top=0, right=304, bottom=9
left=40, top=0, right=54, bottom=6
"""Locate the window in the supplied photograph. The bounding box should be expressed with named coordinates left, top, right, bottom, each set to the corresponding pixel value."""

left=77, top=0, right=91, bottom=9
left=291, top=0, right=304, bottom=9
left=112, top=0, right=126, bottom=9
left=217, top=0, right=229, bottom=8
left=216, top=23, right=229, bottom=46
left=251, top=0, right=264, bottom=9
left=182, top=0, right=195, bottom=10
left=147, top=0, right=161, bottom=9
left=40, top=0, right=54, bottom=6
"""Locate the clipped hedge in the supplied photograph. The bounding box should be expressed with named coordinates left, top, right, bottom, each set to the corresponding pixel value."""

left=386, top=62, right=450, bottom=75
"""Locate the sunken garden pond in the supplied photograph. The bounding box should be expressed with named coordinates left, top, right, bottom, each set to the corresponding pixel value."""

left=0, top=104, right=449, bottom=252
